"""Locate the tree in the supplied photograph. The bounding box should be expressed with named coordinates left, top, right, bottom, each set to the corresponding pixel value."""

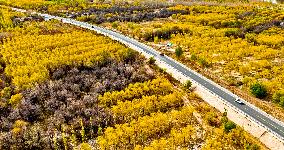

left=279, top=97, right=284, bottom=108
left=122, top=49, right=138, bottom=63
left=205, top=112, right=220, bottom=127
left=175, top=46, right=183, bottom=58
left=247, top=144, right=260, bottom=150
left=224, top=121, right=236, bottom=133
left=190, top=53, right=197, bottom=61
left=154, top=36, right=159, bottom=43
left=1, top=87, right=12, bottom=99
left=221, top=110, right=228, bottom=124
left=183, top=80, right=192, bottom=89
left=198, top=58, right=208, bottom=67
left=80, top=143, right=92, bottom=150
left=111, top=22, right=118, bottom=28
left=272, top=90, right=284, bottom=103
left=148, top=57, right=156, bottom=65
left=9, top=93, right=23, bottom=108
left=250, top=82, right=267, bottom=99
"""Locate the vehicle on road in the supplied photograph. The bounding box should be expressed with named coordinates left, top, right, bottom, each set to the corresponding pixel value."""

left=160, top=53, right=164, bottom=56
left=235, top=98, right=245, bottom=105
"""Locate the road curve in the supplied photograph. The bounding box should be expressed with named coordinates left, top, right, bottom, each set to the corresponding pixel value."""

left=12, top=7, right=284, bottom=142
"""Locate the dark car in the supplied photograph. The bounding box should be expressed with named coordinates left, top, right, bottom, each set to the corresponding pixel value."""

left=160, top=53, right=164, bottom=56
left=235, top=98, right=245, bottom=105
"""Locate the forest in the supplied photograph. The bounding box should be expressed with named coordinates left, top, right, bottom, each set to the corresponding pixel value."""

left=0, top=5, right=266, bottom=150
left=98, top=3, right=284, bottom=122
left=107, top=3, right=284, bottom=96
left=12, top=0, right=283, bottom=124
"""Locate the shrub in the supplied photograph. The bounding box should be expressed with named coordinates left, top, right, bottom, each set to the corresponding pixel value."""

left=13, top=120, right=28, bottom=128
left=245, top=33, right=257, bottom=44
left=272, top=90, right=284, bottom=103
left=279, top=97, right=284, bottom=108
left=0, top=65, right=3, bottom=72
left=121, top=49, right=138, bottom=63
left=80, top=143, right=92, bottom=150
left=224, top=28, right=244, bottom=38
left=148, top=57, right=156, bottom=65
left=111, top=21, right=118, bottom=28
left=171, top=14, right=177, bottom=19
left=224, top=121, right=236, bottom=133
left=221, top=20, right=242, bottom=28
left=250, top=82, right=268, bottom=99
left=246, top=144, right=260, bottom=150
left=190, top=53, right=197, bottom=61
left=12, top=120, right=28, bottom=135
left=175, top=46, right=183, bottom=58
left=198, top=58, right=208, bottom=67
left=205, top=112, right=220, bottom=127
left=221, top=111, right=228, bottom=124
left=154, top=36, right=159, bottom=43
left=1, top=87, right=12, bottom=99
left=8, top=93, right=23, bottom=108
left=183, top=80, right=192, bottom=89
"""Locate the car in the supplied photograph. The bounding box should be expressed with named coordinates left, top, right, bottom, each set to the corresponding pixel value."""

left=92, top=26, right=94, bottom=28
left=235, top=98, right=245, bottom=105
left=160, top=53, right=165, bottom=56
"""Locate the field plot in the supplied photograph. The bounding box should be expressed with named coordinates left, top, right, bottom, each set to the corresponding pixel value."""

left=0, top=6, right=266, bottom=150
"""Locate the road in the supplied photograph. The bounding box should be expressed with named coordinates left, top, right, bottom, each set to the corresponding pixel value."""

left=12, top=8, right=284, bottom=141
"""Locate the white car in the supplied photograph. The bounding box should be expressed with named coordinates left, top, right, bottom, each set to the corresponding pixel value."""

left=235, top=98, right=245, bottom=105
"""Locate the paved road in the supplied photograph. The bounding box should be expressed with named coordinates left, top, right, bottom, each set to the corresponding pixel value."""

left=12, top=8, right=284, bottom=141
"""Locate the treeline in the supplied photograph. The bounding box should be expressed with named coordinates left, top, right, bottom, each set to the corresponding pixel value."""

left=170, top=4, right=284, bottom=37
left=98, top=77, right=173, bottom=106
left=142, top=25, right=192, bottom=41
left=2, top=0, right=190, bottom=24
left=74, top=7, right=189, bottom=24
